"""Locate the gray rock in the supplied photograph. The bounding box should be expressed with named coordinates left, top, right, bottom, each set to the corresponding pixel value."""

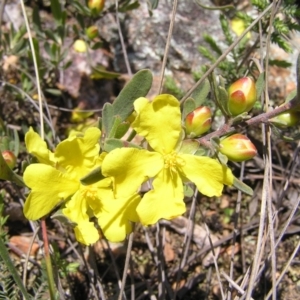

left=125, top=0, right=223, bottom=74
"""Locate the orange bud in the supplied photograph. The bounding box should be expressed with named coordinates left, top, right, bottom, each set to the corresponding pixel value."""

left=88, top=0, right=105, bottom=14
left=2, top=150, right=17, bottom=169
left=85, top=25, right=98, bottom=40
left=270, top=109, right=300, bottom=128
left=219, top=134, right=257, bottom=162
left=185, top=106, right=212, bottom=137
left=228, top=77, right=257, bottom=116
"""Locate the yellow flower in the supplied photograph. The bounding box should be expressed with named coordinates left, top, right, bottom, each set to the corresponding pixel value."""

left=24, top=127, right=139, bottom=244
left=102, top=95, right=234, bottom=225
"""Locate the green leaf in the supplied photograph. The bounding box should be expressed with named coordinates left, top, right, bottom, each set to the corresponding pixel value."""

left=103, top=138, right=141, bottom=152
left=108, top=115, right=122, bottom=138
left=182, top=97, right=196, bottom=120
left=45, top=88, right=63, bottom=96
left=91, top=67, right=120, bottom=79
left=32, top=7, right=42, bottom=33
left=218, top=86, right=230, bottom=115
left=90, top=42, right=104, bottom=50
left=183, top=184, right=194, bottom=197
left=255, top=72, right=265, bottom=99
left=178, top=139, right=200, bottom=155
left=216, top=151, right=228, bottom=165
left=113, top=69, right=153, bottom=122
left=102, top=103, right=114, bottom=136
left=147, top=0, right=159, bottom=10
left=269, top=59, right=292, bottom=68
left=191, top=78, right=211, bottom=107
left=203, top=34, right=222, bottom=55
left=0, top=152, right=24, bottom=186
left=233, top=177, right=253, bottom=196
left=72, top=0, right=91, bottom=16
left=80, top=167, right=105, bottom=185
left=50, top=0, right=62, bottom=24
left=194, top=147, right=209, bottom=156
left=119, top=0, right=140, bottom=12
left=12, top=38, right=27, bottom=55
left=114, top=122, right=131, bottom=139
left=285, top=89, right=297, bottom=103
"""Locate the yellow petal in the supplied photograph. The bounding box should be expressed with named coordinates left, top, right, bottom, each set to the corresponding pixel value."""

left=23, top=164, right=79, bottom=220
left=25, top=127, right=54, bottom=165
left=63, top=190, right=99, bottom=245
left=132, top=95, right=181, bottom=153
left=102, top=148, right=163, bottom=198
left=180, top=154, right=233, bottom=197
left=96, top=193, right=141, bottom=242
left=137, top=168, right=186, bottom=225
left=74, top=223, right=99, bottom=245
left=55, top=127, right=101, bottom=175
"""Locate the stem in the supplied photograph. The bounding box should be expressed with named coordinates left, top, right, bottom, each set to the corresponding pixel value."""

left=41, top=219, right=57, bottom=300
left=118, top=229, right=135, bottom=300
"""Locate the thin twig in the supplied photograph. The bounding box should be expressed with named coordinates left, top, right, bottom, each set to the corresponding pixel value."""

left=174, top=189, right=198, bottom=299
left=0, top=0, right=7, bottom=41
left=23, top=226, right=40, bottom=286
left=19, top=0, right=44, bottom=139
left=222, top=271, right=254, bottom=300
left=227, top=162, right=245, bottom=300
left=264, top=3, right=283, bottom=295
left=158, top=0, right=178, bottom=94
left=115, top=0, right=132, bottom=76
left=203, top=223, right=225, bottom=300
left=118, top=231, right=135, bottom=300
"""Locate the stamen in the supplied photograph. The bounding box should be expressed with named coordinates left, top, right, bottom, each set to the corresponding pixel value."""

left=163, top=151, right=185, bottom=173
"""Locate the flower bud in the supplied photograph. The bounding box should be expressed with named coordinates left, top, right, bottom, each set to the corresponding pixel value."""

left=85, top=25, right=98, bottom=40
left=2, top=150, right=17, bottom=169
left=88, top=0, right=105, bottom=14
left=219, top=134, right=257, bottom=162
left=185, top=106, right=212, bottom=137
left=227, top=77, right=257, bottom=116
left=73, top=39, right=87, bottom=53
left=270, top=109, right=300, bottom=128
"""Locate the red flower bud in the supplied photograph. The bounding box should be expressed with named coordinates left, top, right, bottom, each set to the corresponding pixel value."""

left=88, top=0, right=105, bottom=14
left=270, top=109, right=300, bottom=128
left=85, top=25, right=98, bottom=40
left=219, top=134, right=257, bottom=162
left=228, top=77, right=257, bottom=116
left=2, top=150, right=17, bottom=169
left=185, top=106, right=212, bottom=137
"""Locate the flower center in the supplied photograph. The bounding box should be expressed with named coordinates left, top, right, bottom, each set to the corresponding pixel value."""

left=163, top=151, right=185, bottom=172
left=80, top=185, right=98, bottom=201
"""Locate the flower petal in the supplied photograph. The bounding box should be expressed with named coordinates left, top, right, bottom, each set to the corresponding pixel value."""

left=25, top=128, right=54, bottom=165
left=95, top=193, right=141, bottom=242
left=74, top=223, right=99, bottom=245
left=102, top=148, right=163, bottom=198
left=63, top=190, right=99, bottom=245
left=137, top=168, right=186, bottom=225
left=55, top=127, right=101, bottom=175
left=132, top=95, right=181, bottom=153
left=180, top=154, right=233, bottom=197
left=23, top=164, right=79, bottom=220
